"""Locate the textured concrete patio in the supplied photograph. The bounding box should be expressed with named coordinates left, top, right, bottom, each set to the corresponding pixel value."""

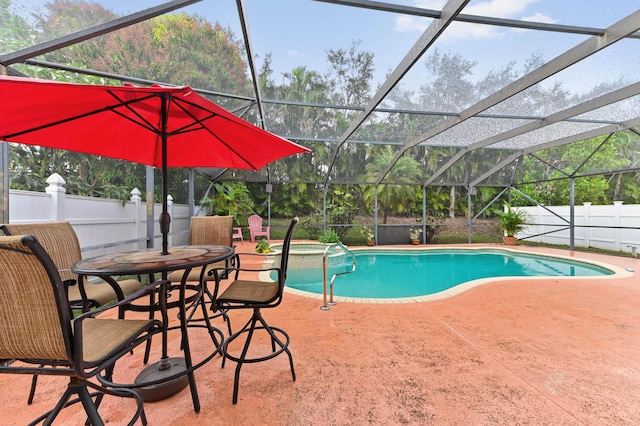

left=1, top=244, right=639, bottom=425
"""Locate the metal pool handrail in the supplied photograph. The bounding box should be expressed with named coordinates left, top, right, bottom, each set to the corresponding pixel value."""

left=321, top=243, right=356, bottom=310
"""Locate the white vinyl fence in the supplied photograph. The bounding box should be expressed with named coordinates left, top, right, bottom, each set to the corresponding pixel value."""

left=518, top=201, right=640, bottom=255
left=7, top=173, right=190, bottom=258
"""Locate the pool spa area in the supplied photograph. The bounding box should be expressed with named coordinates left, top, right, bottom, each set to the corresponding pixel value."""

left=268, top=243, right=625, bottom=302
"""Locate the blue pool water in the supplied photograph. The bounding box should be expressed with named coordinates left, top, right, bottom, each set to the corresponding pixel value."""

left=281, top=249, right=614, bottom=299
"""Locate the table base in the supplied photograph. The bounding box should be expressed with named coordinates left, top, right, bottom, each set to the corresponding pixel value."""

left=134, top=357, right=189, bottom=402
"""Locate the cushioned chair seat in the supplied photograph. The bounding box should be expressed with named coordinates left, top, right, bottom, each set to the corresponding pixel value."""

left=67, top=278, right=143, bottom=307
left=82, top=318, right=156, bottom=365
left=217, top=280, right=279, bottom=304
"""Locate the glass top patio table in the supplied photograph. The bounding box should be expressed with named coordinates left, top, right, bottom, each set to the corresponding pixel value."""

left=72, top=245, right=234, bottom=276
left=72, top=245, right=235, bottom=413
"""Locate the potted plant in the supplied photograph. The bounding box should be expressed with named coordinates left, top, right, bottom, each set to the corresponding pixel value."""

left=409, top=227, right=422, bottom=245
left=497, top=203, right=530, bottom=245
left=360, top=226, right=375, bottom=246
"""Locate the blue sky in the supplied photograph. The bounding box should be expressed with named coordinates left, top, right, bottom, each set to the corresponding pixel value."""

left=11, top=0, right=640, bottom=94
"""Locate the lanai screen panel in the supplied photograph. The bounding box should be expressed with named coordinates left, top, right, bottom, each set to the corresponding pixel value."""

left=348, top=110, right=447, bottom=145
left=327, top=141, right=405, bottom=185
left=408, top=144, right=463, bottom=174
left=261, top=103, right=357, bottom=141
left=0, top=0, right=157, bottom=54
left=479, top=157, right=520, bottom=187
left=421, top=116, right=533, bottom=149
left=272, top=139, right=336, bottom=183
left=547, top=37, right=640, bottom=98
left=513, top=153, right=580, bottom=185
left=565, top=129, right=640, bottom=178
left=508, top=130, right=639, bottom=185
left=427, top=147, right=520, bottom=187
left=484, top=41, right=640, bottom=119
left=493, top=121, right=608, bottom=151
left=388, top=12, right=588, bottom=115
left=574, top=96, right=640, bottom=124
left=5, top=0, right=258, bottom=98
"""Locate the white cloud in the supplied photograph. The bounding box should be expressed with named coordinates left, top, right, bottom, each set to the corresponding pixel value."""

left=520, top=12, right=558, bottom=24
left=395, top=15, right=427, bottom=33
left=395, top=0, right=555, bottom=41
left=287, top=50, right=308, bottom=58
left=510, top=12, right=558, bottom=33
left=464, top=0, right=538, bottom=18
left=395, top=16, right=504, bottom=40
left=412, top=0, right=447, bottom=9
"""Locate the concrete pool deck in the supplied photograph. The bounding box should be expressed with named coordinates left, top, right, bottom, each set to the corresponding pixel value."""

left=1, top=243, right=639, bottom=425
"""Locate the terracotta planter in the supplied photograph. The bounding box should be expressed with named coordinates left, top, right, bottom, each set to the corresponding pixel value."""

left=367, top=240, right=375, bottom=246
left=411, top=239, right=419, bottom=245
left=502, top=236, right=518, bottom=245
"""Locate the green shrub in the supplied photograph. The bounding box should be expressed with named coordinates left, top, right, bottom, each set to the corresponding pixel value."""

left=326, top=188, right=357, bottom=241
left=318, top=229, right=341, bottom=244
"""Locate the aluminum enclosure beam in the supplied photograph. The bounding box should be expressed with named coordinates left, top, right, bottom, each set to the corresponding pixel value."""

left=470, top=115, right=640, bottom=187
left=19, top=59, right=624, bottom=132
left=376, top=9, right=640, bottom=186
left=236, top=0, right=267, bottom=130
left=521, top=116, right=640, bottom=155
left=424, top=82, right=640, bottom=186
left=314, top=0, right=640, bottom=39
left=322, top=0, right=469, bottom=186
left=0, top=0, right=201, bottom=66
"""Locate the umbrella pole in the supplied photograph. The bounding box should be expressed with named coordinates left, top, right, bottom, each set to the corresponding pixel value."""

left=160, top=95, right=171, bottom=255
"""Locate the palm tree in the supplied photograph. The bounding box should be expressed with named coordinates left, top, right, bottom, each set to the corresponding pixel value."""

left=362, top=146, right=423, bottom=223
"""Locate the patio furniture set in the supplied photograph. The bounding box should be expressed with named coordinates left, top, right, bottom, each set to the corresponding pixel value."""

left=0, top=216, right=298, bottom=425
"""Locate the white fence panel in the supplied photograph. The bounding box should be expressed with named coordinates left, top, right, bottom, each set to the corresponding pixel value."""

left=7, top=190, right=52, bottom=222
left=6, top=174, right=191, bottom=258
left=521, top=202, right=640, bottom=254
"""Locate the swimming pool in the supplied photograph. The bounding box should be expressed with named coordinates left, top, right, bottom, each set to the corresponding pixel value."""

left=275, top=248, right=617, bottom=300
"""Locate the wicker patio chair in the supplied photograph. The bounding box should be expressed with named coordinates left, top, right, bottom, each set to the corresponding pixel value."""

left=1, top=222, right=143, bottom=312
left=167, top=215, right=234, bottom=284
left=0, top=234, right=168, bottom=426
left=1, top=221, right=145, bottom=404
left=167, top=214, right=234, bottom=324
left=210, top=217, right=297, bottom=403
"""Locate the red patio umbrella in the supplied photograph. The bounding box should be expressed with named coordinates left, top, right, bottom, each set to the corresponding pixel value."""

left=0, top=75, right=311, bottom=254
